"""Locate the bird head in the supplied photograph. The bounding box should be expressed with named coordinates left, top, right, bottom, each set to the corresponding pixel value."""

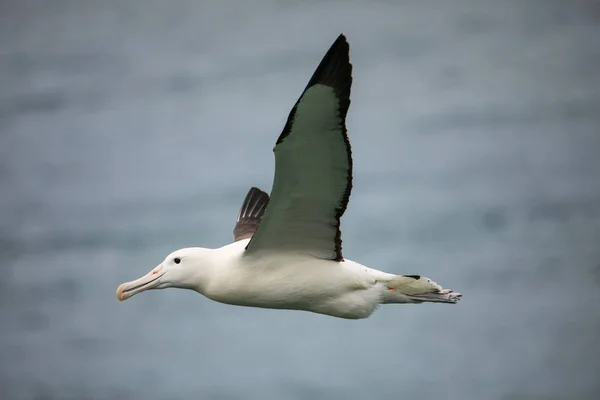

left=116, top=247, right=212, bottom=301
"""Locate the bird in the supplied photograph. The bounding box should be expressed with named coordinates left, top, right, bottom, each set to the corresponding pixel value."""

left=116, top=34, right=462, bottom=319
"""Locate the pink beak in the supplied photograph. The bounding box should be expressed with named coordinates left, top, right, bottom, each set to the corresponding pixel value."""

left=116, top=264, right=165, bottom=301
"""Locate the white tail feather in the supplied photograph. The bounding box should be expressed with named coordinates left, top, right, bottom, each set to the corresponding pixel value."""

left=381, top=275, right=462, bottom=305
left=386, top=275, right=442, bottom=295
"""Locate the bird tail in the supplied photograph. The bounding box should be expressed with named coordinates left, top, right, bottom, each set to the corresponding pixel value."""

left=382, top=275, right=462, bottom=304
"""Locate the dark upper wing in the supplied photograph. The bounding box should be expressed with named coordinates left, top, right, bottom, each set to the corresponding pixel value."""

left=233, top=187, right=270, bottom=241
left=244, top=34, right=353, bottom=261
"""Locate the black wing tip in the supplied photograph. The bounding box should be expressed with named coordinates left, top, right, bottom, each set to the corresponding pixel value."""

left=304, top=34, right=352, bottom=98
left=328, top=33, right=350, bottom=56
left=276, top=34, right=353, bottom=147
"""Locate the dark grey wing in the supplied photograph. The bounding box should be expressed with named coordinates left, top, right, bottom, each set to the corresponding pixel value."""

left=233, top=187, right=270, bottom=241
left=244, top=34, right=353, bottom=261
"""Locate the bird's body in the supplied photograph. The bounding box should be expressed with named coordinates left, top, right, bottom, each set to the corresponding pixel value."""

left=188, top=239, right=389, bottom=319
left=116, top=34, right=462, bottom=320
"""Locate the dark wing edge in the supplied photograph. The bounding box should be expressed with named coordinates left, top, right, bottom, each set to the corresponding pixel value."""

left=233, top=187, right=270, bottom=241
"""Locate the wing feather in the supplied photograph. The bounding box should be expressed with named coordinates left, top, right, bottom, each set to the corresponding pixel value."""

left=233, top=187, right=270, bottom=241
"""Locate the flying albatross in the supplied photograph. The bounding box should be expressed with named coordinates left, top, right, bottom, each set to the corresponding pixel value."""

left=116, top=34, right=462, bottom=319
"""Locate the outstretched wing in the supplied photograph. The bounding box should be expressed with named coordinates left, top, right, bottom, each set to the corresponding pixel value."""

left=245, top=34, right=353, bottom=261
left=233, top=187, right=270, bottom=241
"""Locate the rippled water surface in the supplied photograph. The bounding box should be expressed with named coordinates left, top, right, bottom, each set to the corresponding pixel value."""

left=1, top=1, right=600, bottom=399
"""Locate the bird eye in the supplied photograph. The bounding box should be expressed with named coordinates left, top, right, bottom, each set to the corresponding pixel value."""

left=173, top=258, right=181, bottom=264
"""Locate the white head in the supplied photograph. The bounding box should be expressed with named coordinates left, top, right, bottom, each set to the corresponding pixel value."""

left=116, top=247, right=214, bottom=301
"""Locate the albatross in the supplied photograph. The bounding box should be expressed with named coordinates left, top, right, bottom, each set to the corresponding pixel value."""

left=116, top=34, right=462, bottom=319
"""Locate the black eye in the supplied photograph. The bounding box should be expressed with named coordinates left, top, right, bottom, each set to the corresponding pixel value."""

left=173, top=258, right=181, bottom=264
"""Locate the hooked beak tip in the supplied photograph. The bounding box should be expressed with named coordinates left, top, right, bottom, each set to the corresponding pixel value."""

left=116, top=284, right=126, bottom=301
left=116, top=264, right=164, bottom=302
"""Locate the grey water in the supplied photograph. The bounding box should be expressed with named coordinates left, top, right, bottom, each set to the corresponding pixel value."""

left=1, top=0, right=600, bottom=399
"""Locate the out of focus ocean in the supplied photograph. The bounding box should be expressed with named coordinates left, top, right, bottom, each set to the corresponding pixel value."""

left=1, top=1, right=600, bottom=399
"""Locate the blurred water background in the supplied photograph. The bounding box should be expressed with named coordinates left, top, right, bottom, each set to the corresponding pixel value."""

left=1, top=0, right=600, bottom=399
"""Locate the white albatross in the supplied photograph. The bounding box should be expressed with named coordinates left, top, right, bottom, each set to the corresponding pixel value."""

left=116, top=34, right=462, bottom=319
